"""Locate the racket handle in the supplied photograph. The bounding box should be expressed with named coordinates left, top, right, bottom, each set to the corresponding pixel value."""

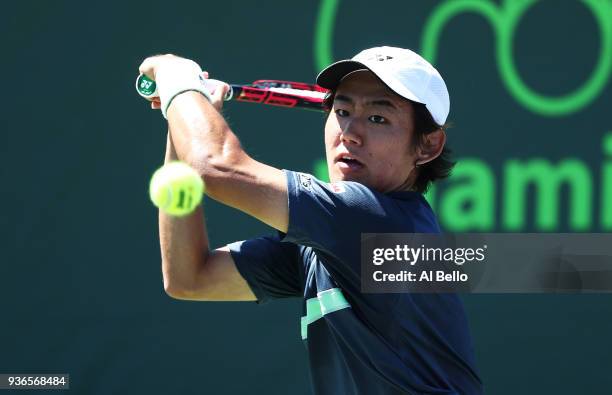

left=135, top=74, right=233, bottom=101
left=135, top=74, right=157, bottom=99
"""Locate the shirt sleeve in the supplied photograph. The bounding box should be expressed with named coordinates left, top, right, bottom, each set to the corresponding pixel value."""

left=281, top=170, right=407, bottom=248
left=228, top=234, right=302, bottom=304
left=280, top=170, right=421, bottom=284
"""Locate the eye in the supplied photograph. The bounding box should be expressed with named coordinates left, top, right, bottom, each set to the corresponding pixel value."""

left=368, top=115, right=387, bottom=124
left=335, top=108, right=349, bottom=117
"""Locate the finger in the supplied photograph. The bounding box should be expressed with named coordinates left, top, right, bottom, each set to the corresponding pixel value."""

left=210, top=82, right=230, bottom=103
left=220, top=83, right=231, bottom=99
left=138, top=57, right=158, bottom=80
left=202, top=71, right=209, bottom=79
left=139, top=54, right=170, bottom=80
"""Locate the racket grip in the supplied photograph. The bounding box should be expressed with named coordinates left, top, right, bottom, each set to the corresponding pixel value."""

left=135, top=74, right=158, bottom=99
left=135, top=73, right=233, bottom=101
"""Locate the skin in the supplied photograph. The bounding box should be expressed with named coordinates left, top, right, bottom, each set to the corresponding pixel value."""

left=139, top=55, right=445, bottom=301
left=326, top=70, right=421, bottom=192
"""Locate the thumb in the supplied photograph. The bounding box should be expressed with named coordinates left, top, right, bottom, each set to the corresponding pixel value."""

left=210, top=80, right=230, bottom=102
left=202, top=79, right=230, bottom=110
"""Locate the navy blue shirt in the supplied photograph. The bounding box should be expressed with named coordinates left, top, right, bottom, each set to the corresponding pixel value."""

left=229, top=171, right=482, bottom=395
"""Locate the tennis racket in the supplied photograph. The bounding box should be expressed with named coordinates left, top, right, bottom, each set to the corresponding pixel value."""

left=136, top=74, right=328, bottom=111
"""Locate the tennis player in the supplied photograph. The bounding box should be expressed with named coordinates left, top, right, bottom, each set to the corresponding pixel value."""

left=140, top=46, right=483, bottom=394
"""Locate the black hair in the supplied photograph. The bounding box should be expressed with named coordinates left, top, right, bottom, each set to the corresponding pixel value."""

left=322, top=90, right=455, bottom=193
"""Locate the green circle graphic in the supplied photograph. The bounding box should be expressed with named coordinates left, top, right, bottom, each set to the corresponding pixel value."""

left=314, top=0, right=612, bottom=117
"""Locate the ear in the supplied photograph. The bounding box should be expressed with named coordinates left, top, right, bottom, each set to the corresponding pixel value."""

left=415, top=129, right=446, bottom=166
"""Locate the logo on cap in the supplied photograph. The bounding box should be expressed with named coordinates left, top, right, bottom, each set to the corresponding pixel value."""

left=372, top=54, right=393, bottom=62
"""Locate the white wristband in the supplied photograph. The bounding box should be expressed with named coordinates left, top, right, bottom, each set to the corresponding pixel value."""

left=154, top=59, right=212, bottom=118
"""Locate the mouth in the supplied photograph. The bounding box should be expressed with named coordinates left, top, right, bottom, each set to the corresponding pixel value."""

left=334, top=153, right=365, bottom=173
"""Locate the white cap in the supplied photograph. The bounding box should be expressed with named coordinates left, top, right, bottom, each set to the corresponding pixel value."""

left=316, top=46, right=450, bottom=125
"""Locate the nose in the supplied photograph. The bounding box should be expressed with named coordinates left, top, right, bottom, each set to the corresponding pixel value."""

left=340, top=119, right=363, bottom=146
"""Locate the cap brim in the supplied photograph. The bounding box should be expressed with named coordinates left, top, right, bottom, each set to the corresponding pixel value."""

left=316, top=60, right=371, bottom=90
left=316, top=58, right=426, bottom=115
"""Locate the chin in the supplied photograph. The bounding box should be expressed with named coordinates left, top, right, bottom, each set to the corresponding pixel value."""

left=336, top=173, right=367, bottom=185
left=329, top=167, right=370, bottom=186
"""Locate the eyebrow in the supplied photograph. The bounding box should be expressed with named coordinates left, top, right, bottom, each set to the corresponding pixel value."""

left=334, top=94, right=398, bottom=110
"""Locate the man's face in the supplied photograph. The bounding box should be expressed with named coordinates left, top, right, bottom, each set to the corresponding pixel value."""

left=325, top=70, right=418, bottom=193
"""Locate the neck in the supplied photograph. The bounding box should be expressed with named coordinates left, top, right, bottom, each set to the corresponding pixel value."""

left=391, top=167, right=419, bottom=193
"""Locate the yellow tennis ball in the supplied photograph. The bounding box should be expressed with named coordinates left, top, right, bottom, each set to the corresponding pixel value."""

left=149, top=161, right=205, bottom=216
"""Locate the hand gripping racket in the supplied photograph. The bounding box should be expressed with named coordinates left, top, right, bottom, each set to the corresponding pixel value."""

left=136, top=74, right=328, bottom=111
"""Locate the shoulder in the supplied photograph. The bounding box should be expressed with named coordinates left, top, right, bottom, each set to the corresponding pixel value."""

left=285, top=170, right=384, bottom=207
left=284, top=170, right=440, bottom=233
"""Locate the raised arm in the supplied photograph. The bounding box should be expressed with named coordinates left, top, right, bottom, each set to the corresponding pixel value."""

left=141, top=55, right=289, bottom=301
left=165, top=90, right=289, bottom=231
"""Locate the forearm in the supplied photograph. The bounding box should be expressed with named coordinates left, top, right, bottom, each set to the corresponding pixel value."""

left=166, top=92, right=247, bottom=190
left=159, top=131, right=210, bottom=294
left=164, top=91, right=288, bottom=231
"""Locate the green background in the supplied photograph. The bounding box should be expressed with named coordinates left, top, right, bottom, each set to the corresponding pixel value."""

left=2, top=0, right=611, bottom=393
